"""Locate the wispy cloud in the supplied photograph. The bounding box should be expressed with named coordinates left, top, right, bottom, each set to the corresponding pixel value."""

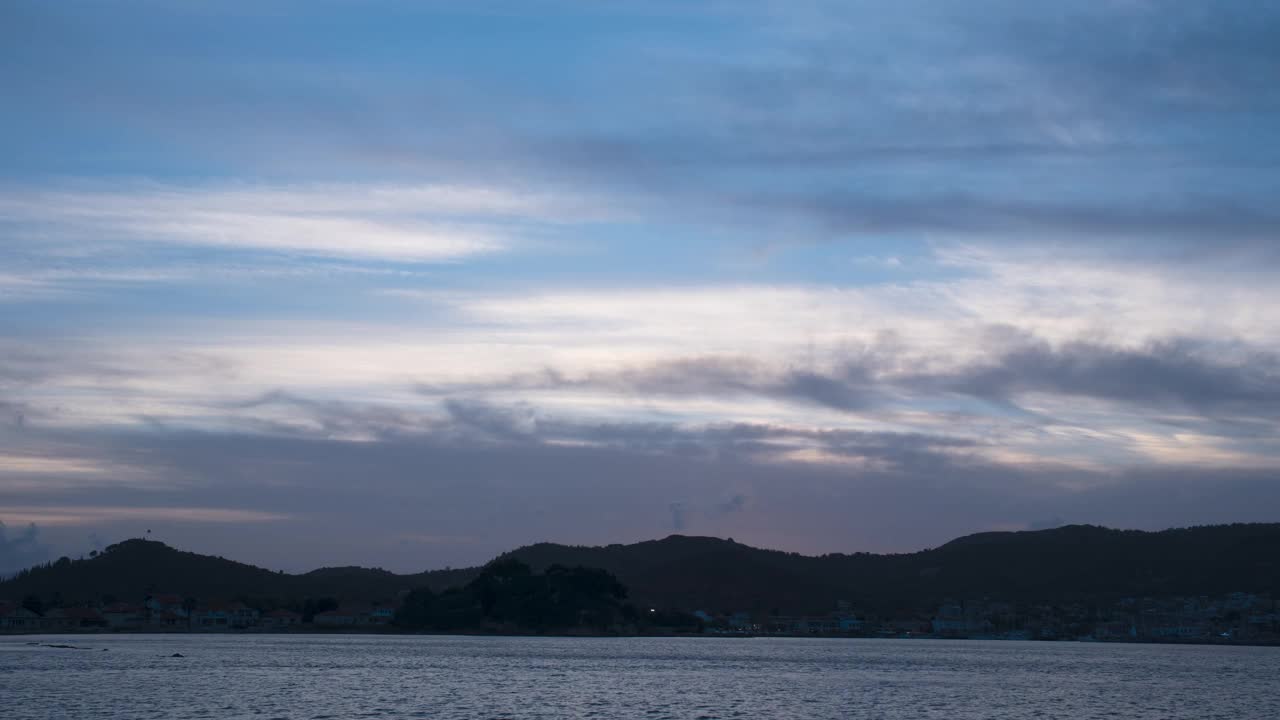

left=0, top=182, right=605, bottom=264
left=0, top=506, right=289, bottom=527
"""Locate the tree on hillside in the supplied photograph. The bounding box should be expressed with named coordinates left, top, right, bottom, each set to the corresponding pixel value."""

left=22, top=594, right=43, bottom=615
left=395, top=561, right=629, bottom=633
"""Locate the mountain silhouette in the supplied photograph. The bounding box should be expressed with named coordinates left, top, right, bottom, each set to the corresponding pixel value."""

left=3, top=523, right=1278, bottom=614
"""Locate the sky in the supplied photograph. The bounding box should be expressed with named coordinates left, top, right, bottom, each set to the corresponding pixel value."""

left=2, top=0, right=1279, bottom=574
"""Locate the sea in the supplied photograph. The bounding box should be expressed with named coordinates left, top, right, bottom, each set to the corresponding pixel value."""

left=3, top=634, right=1278, bottom=719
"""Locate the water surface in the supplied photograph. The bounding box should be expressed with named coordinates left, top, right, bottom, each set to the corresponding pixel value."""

left=4, top=634, right=1277, bottom=719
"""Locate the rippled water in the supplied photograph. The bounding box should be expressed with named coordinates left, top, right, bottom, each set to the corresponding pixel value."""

left=3, top=634, right=1278, bottom=719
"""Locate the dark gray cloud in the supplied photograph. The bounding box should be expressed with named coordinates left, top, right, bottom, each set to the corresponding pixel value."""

left=416, top=334, right=1280, bottom=426
left=227, top=391, right=436, bottom=440
left=972, top=1, right=1280, bottom=112
left=418, top=356, right=882, bottom=413
left=922, top=338, right=1280, bottom=421
left=3, top=418, right=1278, bottom=573
left=0, top=399, right=30, bottom=429
left=669, top=494, right=747, bottom=532
left=515, top=2, right=1280, bottom=261
left=669, top=502, right=687, bottom=531
left=0, top=521, right=49, bottom=577
left=1028, top=516, right=1065, bottom=531
left=10, top=1, right=1276, bottom=262
left=726, top=192, right=1280, bottom=255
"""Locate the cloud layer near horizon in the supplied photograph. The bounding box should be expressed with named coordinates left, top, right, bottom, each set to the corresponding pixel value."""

left=1, top=0, right=1278, bottom=572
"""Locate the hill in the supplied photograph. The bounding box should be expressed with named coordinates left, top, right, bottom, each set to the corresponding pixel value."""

left=2, top=523, right=1278, bottom=614
left=501, top=524, right=1280, bottom=613
left=0, top=539, right=475, bottom=605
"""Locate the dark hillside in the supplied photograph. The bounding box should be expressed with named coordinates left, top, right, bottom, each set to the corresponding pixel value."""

left=3, top=524, right=1277, bottom=614
left=0, top=539, right=477, bottom=605
left=496, top=524, right=1280, bottom=614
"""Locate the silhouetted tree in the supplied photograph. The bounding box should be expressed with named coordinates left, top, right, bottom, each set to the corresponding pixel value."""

left=394, top=562, right=629, bottom=633
left=21, top=594, right=43, bottom=615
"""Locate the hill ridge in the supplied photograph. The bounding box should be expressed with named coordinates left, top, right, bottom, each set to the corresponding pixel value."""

left=4, top=523, right=1279, bottom=614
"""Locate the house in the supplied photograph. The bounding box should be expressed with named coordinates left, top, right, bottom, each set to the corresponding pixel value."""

left=883, top=617, right=932, bottom=636
left=1147, top=621, right=1208, bottom=639
left=0, top=606, right=42, bottom=632
left=151, top=610, right=188, bottom=630
left=313, top=609, right=358, bottom=627
left=193, top=601, right=260, bottom=630
left=146, top=594, right=188, bottom=615
left=932, top=602, right=994, bottom=636
left=192, top=606, right=228, bottom=629
left=837, top=615, right=864, bottom=631
left=314, top=604, right=394, bottom=627
left=227, top=602, right=260, bottom=629
left=39, top=608, right=80, bottom=632
left=1094, top=621, right=1137, bottom=639
left=803, top=617, right=841, bottom=633
left=102, top=603, right=147, bottom=629
left=263, top=609, right=303, bottom=629
left=55, top=607, right=105, bottom=629
left=367, top=607, right=395, bottom=625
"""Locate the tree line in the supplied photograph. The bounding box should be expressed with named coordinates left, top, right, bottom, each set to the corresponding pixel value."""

left=396, top=559, right=701, bottom=633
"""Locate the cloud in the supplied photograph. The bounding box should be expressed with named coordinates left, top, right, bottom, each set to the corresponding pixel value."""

left=417, top=357, right=880, bottom=413
left=0, top=521, right=50, bottom=576
left=0, top=182, right=607, bottom=265
left=2, top=419, right=1278, bottom=572
left=2, top=0, right=1279, bottom=571
left=1028, top=515, right=1065, bottom=531
left=0, top=506, right=289, bottom=527
left=669, top=502, right=687, bottom=531
left=227, top=391, right=436, bottom=441
left=727, top=192, right=1280, bottom=253
left=8, top=2, right=1277, bottom=264
left=5, top=267, right=1280, bottom=476
left=923, top=337, right=1280, bottom=420
left=542, top=3, right=1279, bottom=263
left=413, top=331, right=1280, bottom=426
left=667, top=493, right=749, bottom=534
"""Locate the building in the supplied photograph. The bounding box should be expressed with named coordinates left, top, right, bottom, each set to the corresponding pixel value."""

left=146, top=594, right=188, bottom=615
left=313, top=604, right=396, bottom=627
left=150, top=610, right=188, bottom=630
left=263, top=609, right=303, bottom=629
left=1094, top=621, right=1137, bottom=640
left=102, top=603, right=147, bottom=629
left=39, top=608, right=82, bottom=632
left=193, top=601, right=260, bottom=630
left=367, top=607, right=395, bottom=625
left=0, top=605, right=41, bottom=632
left=39, top=607, right=106, bottom=631
left=931, top=604, right=969, bottom=635
left=313, top=609, right=358, bottom=627
left=837, top=615, right=864, bottom=631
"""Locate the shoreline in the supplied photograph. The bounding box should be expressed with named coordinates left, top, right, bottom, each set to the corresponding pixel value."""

left=4, top=629, right=1278, bottom=648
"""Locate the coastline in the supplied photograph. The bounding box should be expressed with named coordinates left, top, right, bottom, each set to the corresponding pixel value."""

left=5, top=627, right=1278, bottom=648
